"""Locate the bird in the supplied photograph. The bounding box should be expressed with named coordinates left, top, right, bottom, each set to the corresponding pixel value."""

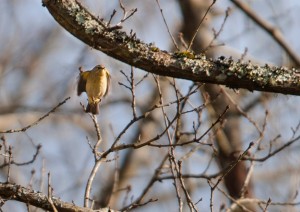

left=77, top=65, right=111, bottom=114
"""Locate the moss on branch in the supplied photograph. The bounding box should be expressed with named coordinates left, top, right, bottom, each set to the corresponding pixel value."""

left=42, top=0, right=300, bottom=96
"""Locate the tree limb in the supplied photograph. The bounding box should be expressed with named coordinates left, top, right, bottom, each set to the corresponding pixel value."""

left=42, top=0, right=300, bottom=96
left=0, top=182, right=115, bottom=212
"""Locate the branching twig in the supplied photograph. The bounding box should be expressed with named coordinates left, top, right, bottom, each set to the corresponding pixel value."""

left=187, top=0, right=216, bottom=51
left=244, top=135, right=300, bottom=162
left=0, top=144, right=41, bottom=168
left=0, top=97, right=70, bottom=134
left=121, top=154, right=169, bottom=211
left=209, top=142, right=254, bottom=212
left=119, top=67, right=138, bottom=119
left=84, top=113, right=105, bottom=207
left=177, top=160, right=198, bottom=211
left=116, top=0, right=137, bottom=27
left=231, top=0, right=300, bottom=66
left=84, top=159, right=104, bottom=208
left=155, top=0, right=179, bottom=50
left=155, top=75, right=184, bottom=211
left=168, top=151, right=183, bottom=212
left=203, top=7, right=230, bottom=52
left=89, top=114, right=102, bottom=157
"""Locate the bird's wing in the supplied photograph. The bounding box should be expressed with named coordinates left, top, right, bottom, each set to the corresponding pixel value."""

left=77, top=71, right=90, bottom=96
left=104, top=70, right=111, bottom=97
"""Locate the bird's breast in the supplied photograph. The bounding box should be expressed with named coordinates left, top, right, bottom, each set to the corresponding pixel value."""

left=86, top=73, right=107, bottom=101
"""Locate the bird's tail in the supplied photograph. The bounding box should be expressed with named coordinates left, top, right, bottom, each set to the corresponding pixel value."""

left=86, top=102, right=99, bottom=114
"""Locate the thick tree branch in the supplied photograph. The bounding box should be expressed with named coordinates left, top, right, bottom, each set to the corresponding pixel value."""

left=42, top=0, right=300, bottom=96
left=0, top=182, right=115, bottom=212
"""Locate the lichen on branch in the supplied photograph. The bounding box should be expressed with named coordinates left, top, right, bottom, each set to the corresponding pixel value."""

left=42, top=0, right=300, bottom=96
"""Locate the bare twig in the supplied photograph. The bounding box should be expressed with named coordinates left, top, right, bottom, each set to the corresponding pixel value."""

left=244, top=135, right=300, bottom=162
left=231, top=0, right=300, bottom=66
left=6, top=146, right=12, bottom=183
left=203, top=7, right=230, bottom=52
left=155, top=75, right=198, bottom=211
left=135, top=73, right=149, bottom=86
left=209, top=142, right=254, bottom=212
left=121, top=154, right=169, bottom=210
left=155, top=76, right=184, bottom=210
left=0, top=97, right=70, bottom=133
left=89, top=114, right=102, bottom=157
left=123, top=198, right=158, bottom=211
left=263, top=198, right=272, bottom=212
left=107, top=151, right=120, bottom=206
left=187, top=0, right=216, bottom=51
left=119, top=67, right=138, bottom=119
left=130, top=67, right=137, bottom=119
left=0, top=144, right=41, bottom=168
left=171, top=105, right=229, bottom=147
left=240, top=160, right=255, bottom=198
left=84, top=113, right=105, bottom=207
left=155, top=0, right=179, bottom=50
left=103, top=85, right=200, bottom=155
left=168, top=151, right=183, bottom=212
left=222, top=88, right=263, bottom=134
left=84, top=159, right=104, bottom=208
left=178, top=32, right=188, bottom=49
left=47, top=172, right=58, bottom=212
left=178, top=160, right=198, bottom=211
left=115, top=0, right=137, bottom=27
left=108, top=9, right=117, bottom=26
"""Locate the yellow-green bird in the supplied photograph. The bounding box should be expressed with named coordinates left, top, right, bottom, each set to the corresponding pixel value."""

left=77, top=65, right=111, bottom=114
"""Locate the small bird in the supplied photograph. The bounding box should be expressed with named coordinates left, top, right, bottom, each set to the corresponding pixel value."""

left=77, top=65, right=111, bottom=114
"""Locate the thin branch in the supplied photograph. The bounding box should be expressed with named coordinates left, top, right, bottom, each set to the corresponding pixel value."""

left=227, top=197, right=300, bottom=211
left=187, top=0, right=216, bottom=51
left=244, top=135, right=300, bottom=162
left=6, top=146, right=12, bottom=182
left=155, top=0, right=179, bottom=50
left=0, top=97, right=70, bottom=133
left=154, top=76, right=184, bottom=211
left=122, top=198, right=158, bottom=211
left=90, top=114, right=102, bottom=157
left=116, top=0, right=137, bottom=27
left=209, top=142, right=254, bottom=211
left=121, top=154, right=169, bottom=210
left=203, top=7, right=230, bottom=52
left=222, top=88, right=262, bottom=133
left=177, top=160, right=198, bottom=211
left=213, top=142, right=254, bottom=190
left=231, top=0, right=300, bottom=66
left=107, top=9, right=117, bottom=26
left=103, top=113, right=178, bottom=154
left=0, top=144, right=41, bottom=168
left=84, top=159, right=104, bottom=208
left=171, top=105, right=229, bottom=147
left=168, top=151, right=183, bottom=212
left=47, top=172, right=58, bottom=212
left=84, top=114, right=105, bottom=207
left=130, top=67, right=137, bottom=119
left=102, top=86, right=200, bottom=156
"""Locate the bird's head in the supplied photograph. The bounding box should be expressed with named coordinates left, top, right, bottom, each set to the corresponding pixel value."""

left=93, top=65, right=105, bottom=71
